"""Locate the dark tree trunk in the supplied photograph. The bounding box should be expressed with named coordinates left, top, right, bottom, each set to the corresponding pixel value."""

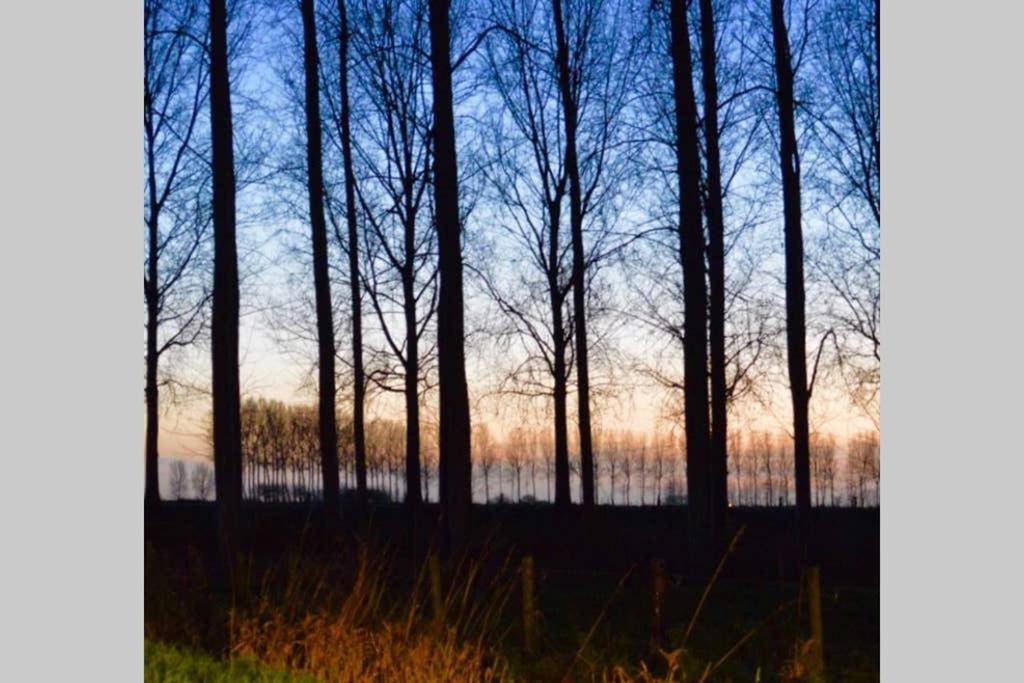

left=339, top=0, right=368, bottom=505
left=209, top=0, right=242, bottom=560
left=547, top=197, right=571, bottom=508
left=552, top=272, right=571, bottom=506
left=770, top=0, right=812, bottom=544
left=551, top=0, right=594, bottom=508
left=145, top=210, right=161, bottom=504
left=699, top=0, right=728, bottom=534
left=668, top=0, right=713, bottom=565
left=301, top=0, right=341, bottom=519
left=428, top=0, right=472, bottom=554
left=403, top=260, right=423, bottom=507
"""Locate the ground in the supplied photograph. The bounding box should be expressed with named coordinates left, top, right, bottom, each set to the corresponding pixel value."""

left=145, top=502, right=878, bottom=681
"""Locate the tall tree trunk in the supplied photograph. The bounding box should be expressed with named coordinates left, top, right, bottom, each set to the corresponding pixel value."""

left=551, top=0, right=595, bottom=508
left=668, top=0, right=713, bottom=566
left=145, top=209, right=161, bottom=504
left=547, top=197, right=571, bottom=508
left=552, top=288, right=571, bottom=507
left=209, top=0, right=243, bottom=562
left=428, top=0, right=472, bottom=554
left=339, top=0, right=368, bottom=505
left=770, top=0, right=812, bottom=545
left=404, top=262, right=423, bottom=506
left=699, top=0, right=728, bottom=534
left=301, top=0, right=341, bottom=520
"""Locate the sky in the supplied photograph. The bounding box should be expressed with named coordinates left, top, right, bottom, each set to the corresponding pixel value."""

left=148, top=0, right=880, bottom=466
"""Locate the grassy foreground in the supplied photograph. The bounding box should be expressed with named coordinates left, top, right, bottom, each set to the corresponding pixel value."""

left=145, top=547, right=877, bottom=681
left=145, top=640, right=314, bottom=682
left=145, top=506, right=878, bottom=681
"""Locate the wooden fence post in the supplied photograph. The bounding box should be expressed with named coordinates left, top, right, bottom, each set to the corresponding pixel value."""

left=651, top=558, right=667, bottom=650
left=522, top=555, right=536, bottom=655
left=806, top=566, right=826, bottom=681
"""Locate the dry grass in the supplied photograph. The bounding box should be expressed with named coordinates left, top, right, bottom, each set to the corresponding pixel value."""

left=146, top=526, right=827, bottom=682
left=228, top=546, right=515, bottom=682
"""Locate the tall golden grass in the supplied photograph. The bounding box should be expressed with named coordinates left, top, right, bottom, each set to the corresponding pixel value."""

left=228, top=546, right=515, bottom=682
left=147, top=526, right=813, bottom=682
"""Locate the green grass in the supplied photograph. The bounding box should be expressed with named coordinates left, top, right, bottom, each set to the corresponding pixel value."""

left=144, top=640, right=315, bottom=683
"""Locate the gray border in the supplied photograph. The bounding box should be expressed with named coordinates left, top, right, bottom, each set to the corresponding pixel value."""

left=882, top=0, right=1024, bottom=679
left=1, top=1, right=141, bottom=679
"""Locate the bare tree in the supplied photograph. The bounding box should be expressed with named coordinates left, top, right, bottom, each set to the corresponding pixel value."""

left=506, top=426, right=531, bottom=502
left=668, top=0, right=715, bottom=560
left=299, top=0, right=341, bottom=517
left=144, top=0, right=212, bottom=504
left=770, top=0, right=812, bottom=541
left=810, top=0, right=880, bottom=427
left=810, top=432, right=837, bottom=506
left=773, top=436, right=791, bottom=505
left=697, top=0, right=735, bottom=524
left=479, top=0, right=639, bottom=509
left=754, top=431, right=773, bottom=506
left=549, top=0, right=591, bottom=506
left=209, top=0, right=243, bottom=553
left=337, top=0, right=370, bottom=504
left=351, top=0, right=437, bottom=508
left=637, top=437, right=649, bottom=505
left=846, top=430, right=879, bottom=507
left=606, top=429, right=634, bottom=505
left=477, top=0, right=574, bottom=507
left=170, top=460, right=189, bottom=499
left=191, top=461, right=215, bottom=500
left=727, top=430, right=744, bottom=505
left=474, top=422, right=497, bottom=502
left=427, top=0, right=473, bottom=551
left=627, top=0, right=773, bottom=520
left=651, top=433, right=671, bottom=506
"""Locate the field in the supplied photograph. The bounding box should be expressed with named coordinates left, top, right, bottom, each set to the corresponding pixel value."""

left=145, top=502, right=878, bottom=681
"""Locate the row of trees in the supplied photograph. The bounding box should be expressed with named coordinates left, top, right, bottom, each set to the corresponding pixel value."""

left=168, top=460, right=215, bottom=500
left=177, top=410, right=879, bottom=508
left=144, top=0, right=879, bottom=559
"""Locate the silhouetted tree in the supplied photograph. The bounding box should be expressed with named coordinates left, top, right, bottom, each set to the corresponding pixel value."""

left=668, top=0, right=714, bottom=563
left=810, top=432, right=837, bottom=506
left=550, top=0, right=596, bottom=507
left=352, top=0, right=436, bottom=509
left=477, top=2, right=573, bottom=507
left=772, top=437, right=791, bottom=505
left=770, top=0, right=812, bottom=541
left=846, top=430, right=879, bottom=506
left=651, top=434, right=671, bottom=505
left=810, top=0, right=880, bottom=428
left=428, top=0, right=472, bottom=551
left=728, top=431, right=745, bottom=505
left=473, top=422, right=497, bottom=502
left=300, top=0, right=341, bottom=518
left=191, top=460, right=215, bottom=500
left=170, top=460, right=189, bottom=499
left=209, top=0, right=243, bottom=555
left=698, top=0, right=728, bottom=530
left=753, top=431, right=773, bottom=506
left=337, top=0, right=370, bottom=505
left=144, top=0, right=211, bottom=504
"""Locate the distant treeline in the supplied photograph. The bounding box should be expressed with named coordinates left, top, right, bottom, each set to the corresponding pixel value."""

left=169, top=397, right=878, bottom=507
